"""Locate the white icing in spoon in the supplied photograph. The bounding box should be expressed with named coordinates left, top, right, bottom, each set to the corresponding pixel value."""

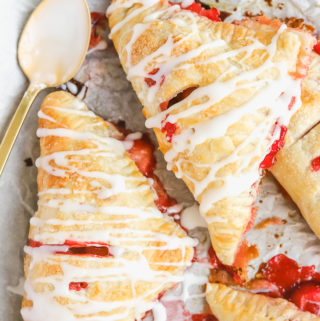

left=18, top=0, right=91, bottom=86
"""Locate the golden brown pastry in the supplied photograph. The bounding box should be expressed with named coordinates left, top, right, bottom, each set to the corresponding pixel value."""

left=107, top=0, right=315, bottom=265
left=271, top=53, right=320, bottom=239
left=21, top=91, right=194, bottom=321
left=279, top=52, right=320, bottom=147
left=206, top=283, right=320, bottom=321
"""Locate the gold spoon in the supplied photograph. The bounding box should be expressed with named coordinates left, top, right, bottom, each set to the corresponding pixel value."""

left=0, top=0, right=91, bottom=176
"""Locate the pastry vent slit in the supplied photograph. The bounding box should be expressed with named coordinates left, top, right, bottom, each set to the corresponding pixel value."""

left=294, top=119, right=320, bottom=145
left=160, top=86, right=198, bottom=111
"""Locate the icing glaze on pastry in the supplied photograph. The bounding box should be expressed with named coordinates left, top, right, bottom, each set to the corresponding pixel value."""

left=143, top=21, right=301, bottom=209
left=21, top=91, right=195, bottom=321
left=108, top=0, right=315, bottom=265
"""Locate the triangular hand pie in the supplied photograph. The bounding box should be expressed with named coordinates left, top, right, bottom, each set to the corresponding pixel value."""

left=21, top=91, right=194, bottom=321
left=108, top=0, right=315, bottom=265
left=206, top=283, right=320, bottom=321
left=271, top=52, right=320, bottom=240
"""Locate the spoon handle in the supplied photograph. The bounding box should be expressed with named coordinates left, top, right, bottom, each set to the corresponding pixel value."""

left=0, top=83, right=43, bottom=177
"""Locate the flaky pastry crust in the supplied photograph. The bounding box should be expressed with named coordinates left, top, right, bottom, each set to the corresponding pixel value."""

left=283, top=52, right=320, bottom=147
left=21, top=91, right=194, bottom=321
left=206, top=283, right=320, bottom=321
left=271, top=52, right=320, bottom=239
left=108, top=0, right=315, bottom=265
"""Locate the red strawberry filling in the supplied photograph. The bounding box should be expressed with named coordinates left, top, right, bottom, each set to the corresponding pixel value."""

left=169, top=1, right=221, bottom=22
left=311, top=156, right=320, bottom=172
left=314, top=43, right=320, bottom=55
left=69, top=282, right=88, bottom=291
left=28, top=239, right=113, bottom=258
left=288, top=282, right=320, bottom=315
left=208, top=248, right=320, bottom=315
left=192, top=314, right=218, bottom=321
left=144, top=68, right=166, bottom=87
left=260, top=125, right=287, bottom=169
left=126, top=133, right=180, bottom=215
left=260, top=255, right=318, bottom=295
left=161, top=118, right=178, bottom=143
left=90, top=12, right=107, bottom=49
left=159, top=87, right=198, bottom=141
left=127, top=134, right=156, bottom=177
left=253, top=254, right=320, bottom=315
left=208, top=246, right=243, bottom=285
left=244, top=207, right=257, bottom=233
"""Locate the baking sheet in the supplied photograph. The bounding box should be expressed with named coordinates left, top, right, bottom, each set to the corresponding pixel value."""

left=1, top=1, right=320, bottom=320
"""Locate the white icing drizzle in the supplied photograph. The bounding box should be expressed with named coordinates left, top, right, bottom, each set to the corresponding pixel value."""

left=22, top=96, right=196, bottom=321
left=109, top=0, right=303, bottom=225
left=107, top=0, right=160, bottom=37
left=123, top=131, right=143, bottom=150
left=181, top=204, right=207, bottom=230
left=7, top=277, right=25, bottom=296
left=159, top=228, right=212, bottom=317
left=152, top=302, right=168, bottom=321
left=37, top=110, right=56, bottom=123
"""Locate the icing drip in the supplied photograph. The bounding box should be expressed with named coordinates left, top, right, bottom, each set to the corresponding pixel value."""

left=22, top=95, right=196, bottom=321
left=155, top=228, right=212, bottom=321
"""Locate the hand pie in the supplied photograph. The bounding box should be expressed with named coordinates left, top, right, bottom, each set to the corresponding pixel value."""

left=21, top=91, right=194, bottom=321
left=271, top=52, right=320, bottom=239
left=206, top=283, right=320, bottom=321
left=107, top=0, right=315, bottom=265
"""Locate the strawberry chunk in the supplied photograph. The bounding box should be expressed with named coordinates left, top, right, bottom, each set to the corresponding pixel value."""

left=144, top=68, right=166, bottom=87
left=261, top=254, right=316, bottom=294
left=128, top=134, right=156, bottom=177
left=69, top=282, right=88, bottom=291
left=169, top=2, right=221, bottom=22
left=260, top=125, right=287, bottom=169
left=161, top=117, right=177, bottom=143
left=314, top=43, right=320, bottom=55
left=288, top=282, right=320, bottom=315
left=126, top=133, right=179, bottom=215
left=185, top=2, right=221, bottom=21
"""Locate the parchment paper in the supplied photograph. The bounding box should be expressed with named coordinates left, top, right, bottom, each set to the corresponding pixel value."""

left=1, top=1, right=320, bottom=321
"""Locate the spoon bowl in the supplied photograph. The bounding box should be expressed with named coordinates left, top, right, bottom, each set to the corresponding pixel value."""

left=0, top=0, right=91, bottom=176
left=18, top=0, right=91, bottom=86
